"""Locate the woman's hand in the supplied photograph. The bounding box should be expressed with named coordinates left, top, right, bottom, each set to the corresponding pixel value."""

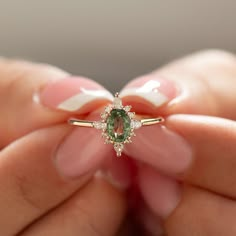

left=121, top=50, right=236, bottom=235
left=2, top=50, right=236, bottom=236
left=0, top=59, right=126, bottom=236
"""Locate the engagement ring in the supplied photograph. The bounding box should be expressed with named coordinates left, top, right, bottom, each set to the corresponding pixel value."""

left=69, top=93, right=164, bottom=156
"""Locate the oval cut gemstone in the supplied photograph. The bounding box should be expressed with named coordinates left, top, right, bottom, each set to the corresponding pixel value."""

left=106, top=109, right=131, bottom=142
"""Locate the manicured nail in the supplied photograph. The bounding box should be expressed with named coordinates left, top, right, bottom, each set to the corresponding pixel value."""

left=94, top=170, right=127, bottom=190
left=55, top=113, right=113, bottom=178
left=100, top=154, right=137, bottom=190
left=139, top=165, right=182, bottom=219
left=124, top=124, right=192, bottom=174
left=39, top=76, right=113, bottom=113
left=120, top=76, right=177, bottom=111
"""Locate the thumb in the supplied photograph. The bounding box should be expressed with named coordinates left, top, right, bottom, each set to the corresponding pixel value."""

left=119, top=50, right=236, bottom=221
left=120, top=49, right=236, bottom=119
left=120, top=50, right=236, bottom=175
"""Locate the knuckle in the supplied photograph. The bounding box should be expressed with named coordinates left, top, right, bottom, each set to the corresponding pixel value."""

left=36, top=62, right=69, bottom=77
left=0, top=59, right=67, bottom=86
left=0, top=59, right=68, bottom=101
left=190, top=49, right=236, bottom=67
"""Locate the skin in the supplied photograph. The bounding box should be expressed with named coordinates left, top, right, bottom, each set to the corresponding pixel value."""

left=0, top=59, right=126, bottom=236
left=0, top=50, right=236, bottom=235
left=125, top=50, right=236, bottom=235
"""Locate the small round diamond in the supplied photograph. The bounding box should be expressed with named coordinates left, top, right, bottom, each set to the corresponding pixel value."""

left=131, top=120, right=142, bottom=129
left=93, top=121, right=107, bottom=130
left=101, top=113, right=107, bottom=120
left=124, top=105, right=132, bottom=112
left=105, top=105, right=112, bottom=113
left=128, top=112, right=135, bottom=119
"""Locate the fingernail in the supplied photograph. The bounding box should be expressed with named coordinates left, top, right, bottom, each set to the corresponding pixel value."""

left=125, top=124, right=192, bottom=174
left=120, top=76, right=177, bottom=109
left=94, top=170, right=127, bottom=190
left=139, top=165, right=182, bottom=219
left=100, top=154, right=137, bottom=190
left=39, top=76, right=113, bottom=114
left=55, top=113, right=113, bottom=178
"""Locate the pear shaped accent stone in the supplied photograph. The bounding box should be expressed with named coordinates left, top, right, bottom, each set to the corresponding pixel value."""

left=131, top=120, right=142, bottom=129
left=114, top=143, right=124, bottom=157
left=113, top=97, right=122, bottom=109
left=106, top=109, right=131, bottom=142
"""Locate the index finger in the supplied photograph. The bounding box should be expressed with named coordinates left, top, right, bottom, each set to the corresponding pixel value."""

left=121, top=50, right=236, bottom=119
left=123, top=50, right=236, bottom=198
left=0, top=59, right=113, bottom=147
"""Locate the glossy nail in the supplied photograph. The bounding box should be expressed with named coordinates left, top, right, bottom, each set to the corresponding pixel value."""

left=101, top=154, right=137, bottom=189
left=39, top=76, right=113, bottom=113
left=120, top=76, right=176, bottom=108
left=55, top=113, right=113, bottom=178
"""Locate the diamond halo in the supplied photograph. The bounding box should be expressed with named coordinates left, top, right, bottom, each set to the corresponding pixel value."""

left=93, top=93, right=142, bottom=156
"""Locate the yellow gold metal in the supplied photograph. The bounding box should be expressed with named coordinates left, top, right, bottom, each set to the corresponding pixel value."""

left=69, top=117, right=164, bottom=128
left=68, top=119, right=94, bottom=127
left=141, top=117, right=164, bottom=126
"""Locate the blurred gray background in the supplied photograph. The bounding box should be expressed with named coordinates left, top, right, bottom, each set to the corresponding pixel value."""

left=0, top=1, right=235, bottom=92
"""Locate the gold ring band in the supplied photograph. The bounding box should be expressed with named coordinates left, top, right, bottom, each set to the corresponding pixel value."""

left=69, top=117, right=164, bottom=128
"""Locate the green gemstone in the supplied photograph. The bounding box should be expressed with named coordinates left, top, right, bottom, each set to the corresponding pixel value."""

left=106, top=109, right=131, bottom=142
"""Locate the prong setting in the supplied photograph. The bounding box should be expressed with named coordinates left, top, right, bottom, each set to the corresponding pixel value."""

left=93, top=93, right=142, bottom=156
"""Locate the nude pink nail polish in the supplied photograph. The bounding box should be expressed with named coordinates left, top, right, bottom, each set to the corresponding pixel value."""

left=55, top=112, right=113, bottom=178
left=102, top=154, right=137, bottom=189
left=120, top=76, right=177, bottom=114
left=39, top=76, right=113, bottom=114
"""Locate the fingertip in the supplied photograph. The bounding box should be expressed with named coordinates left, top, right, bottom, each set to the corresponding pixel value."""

left=138, top=165, right=182, bottom=219
left=40, top=76, right=113, bottom=114
left=120, top=75, right=177, bottom=115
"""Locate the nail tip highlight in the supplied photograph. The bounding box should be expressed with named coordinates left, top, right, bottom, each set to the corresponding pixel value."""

left=40, top=76, right=114, bottom=113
